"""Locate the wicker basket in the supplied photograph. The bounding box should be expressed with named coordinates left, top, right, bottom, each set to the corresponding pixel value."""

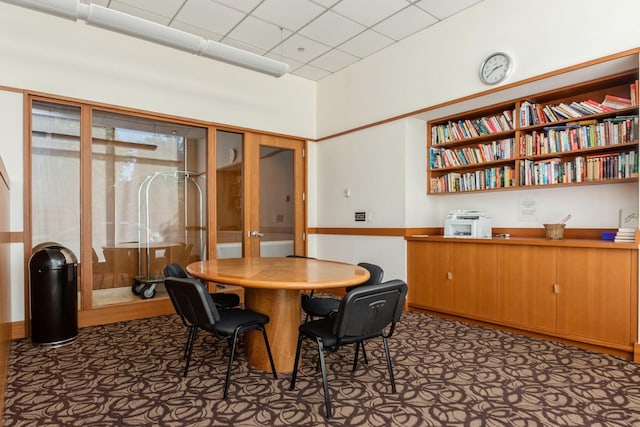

left=544, top=223, right=565, bottom=240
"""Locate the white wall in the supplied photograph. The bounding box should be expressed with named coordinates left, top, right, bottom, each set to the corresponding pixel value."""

left=0, top=3, right=316, bottom=138
left=309, top=0, right=640, bottom=284
left=316, top=0, right=640, bottom=137
left=0, top=3, right=317, bottom=322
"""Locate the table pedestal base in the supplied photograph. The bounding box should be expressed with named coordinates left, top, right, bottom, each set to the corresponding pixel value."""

left=244, top=288, right=300, bottom=373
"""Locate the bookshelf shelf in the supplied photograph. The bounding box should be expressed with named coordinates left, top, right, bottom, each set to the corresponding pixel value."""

left=428, top=70, right=639, bottom=194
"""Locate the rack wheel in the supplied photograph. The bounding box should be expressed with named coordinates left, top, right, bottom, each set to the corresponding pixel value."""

left=141, top=283, right=156, bottom=299
left=132, top=283, right=144, bottom=295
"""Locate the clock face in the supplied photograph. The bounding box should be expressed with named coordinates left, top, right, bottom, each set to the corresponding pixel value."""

left=480, top=53, right=511, bottom=85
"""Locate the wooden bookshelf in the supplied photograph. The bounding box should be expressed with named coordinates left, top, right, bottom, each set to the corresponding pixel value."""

left=428, top=70, right=640, bottom=194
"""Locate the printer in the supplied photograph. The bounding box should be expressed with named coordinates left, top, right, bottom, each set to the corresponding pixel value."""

left=444, top=210, right=492, bottom=238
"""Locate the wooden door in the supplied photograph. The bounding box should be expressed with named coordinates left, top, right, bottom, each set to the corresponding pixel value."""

left=555, top=247, right=636, bottom=348
left=407, top=241, right=453, bottom=312
left=451, top=243, right=498, bottom=321
left=497, top=245, right=556, bottom=332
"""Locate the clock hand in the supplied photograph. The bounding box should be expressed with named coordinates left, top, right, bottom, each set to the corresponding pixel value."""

left=486, top=64, right=504, bottom=77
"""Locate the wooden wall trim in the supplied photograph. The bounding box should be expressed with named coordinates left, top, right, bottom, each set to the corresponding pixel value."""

left=309, top=227, right=617, bottom=240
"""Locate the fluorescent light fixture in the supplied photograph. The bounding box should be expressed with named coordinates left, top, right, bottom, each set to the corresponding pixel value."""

left=2, top=0, right=289, bottom=77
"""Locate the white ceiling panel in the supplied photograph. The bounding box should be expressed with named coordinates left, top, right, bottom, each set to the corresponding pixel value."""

left=332, top=0, right=409, bottom=26
left=310, top=48, right=359, bottom=72
left=227, top=16, right=292, bottom=52
left=339, top=29, right=395, bottom=58
left=415, top=0, right=484, bottom=20
left=373, top=5, right=438, bottom=41
left=278, top=33, right=331, bottom=63
left=252, top=0, right=325, bottom=32
left=299, top=10, right=365, bottom=47
left=211, top=0, right=263, bottom=14
left=72, top=0, right=486, bottom=80
left=174, top=0, right=245, bottom=36
left=110, top=0, right=184, bottom=19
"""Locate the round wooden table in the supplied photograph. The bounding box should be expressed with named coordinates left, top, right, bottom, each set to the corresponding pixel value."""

left=186, top=257, right=370, bottom=372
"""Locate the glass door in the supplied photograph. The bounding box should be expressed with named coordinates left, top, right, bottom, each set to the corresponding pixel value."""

left=215, top=131, right=305, bottom=258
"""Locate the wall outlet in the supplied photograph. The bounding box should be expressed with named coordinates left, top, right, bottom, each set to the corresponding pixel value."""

left=355, top=211, right=366, bottom=222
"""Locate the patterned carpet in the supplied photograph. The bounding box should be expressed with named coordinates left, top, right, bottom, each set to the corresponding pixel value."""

left=3, top=310, right=640, bottom=426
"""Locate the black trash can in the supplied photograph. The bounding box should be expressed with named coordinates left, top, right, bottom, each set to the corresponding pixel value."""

left=29, top=245, right=78, bottom=346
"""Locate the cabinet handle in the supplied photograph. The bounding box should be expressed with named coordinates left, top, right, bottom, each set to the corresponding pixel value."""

left=447, top=272, right=452, bottom=280
left=553, top=283, right=559, bottom=294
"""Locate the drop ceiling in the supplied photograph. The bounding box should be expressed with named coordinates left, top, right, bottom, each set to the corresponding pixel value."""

left=82, top=0, right=484, bottom=81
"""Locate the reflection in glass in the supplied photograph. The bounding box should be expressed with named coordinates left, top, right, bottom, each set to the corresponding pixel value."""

left=91, top=111, right=207, bottom=305
left=31, top=101, right=82, bottom=306
left=260, top=146, right=294, bottom=257
left=216, top=131, right=243, bottom=259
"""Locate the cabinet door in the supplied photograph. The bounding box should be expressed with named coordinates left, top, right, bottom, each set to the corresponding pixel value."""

left=407, top=241, right=453, bottom=311
left=556, top=247, right=634, bottom=347
left=497, top=245, right=556, bottom=332
left=451, top=243, right=498, bottom=320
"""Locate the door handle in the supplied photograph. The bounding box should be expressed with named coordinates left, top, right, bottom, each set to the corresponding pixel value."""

left=251, top=230, right=264, bottom=238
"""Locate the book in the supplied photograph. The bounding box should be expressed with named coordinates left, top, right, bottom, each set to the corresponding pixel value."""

left=602, top=94, right=633, bottom=109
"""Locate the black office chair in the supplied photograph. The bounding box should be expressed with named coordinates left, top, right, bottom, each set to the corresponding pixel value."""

left=164, top=263, right=240, bottom=309
left=301, top=262, right=384, bottom=321
left=164, top=277, right=277, bottom=400
left=290, top=279, right=407, bottom=418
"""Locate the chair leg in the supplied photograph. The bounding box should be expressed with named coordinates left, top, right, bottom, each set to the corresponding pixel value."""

left=351, top=341, right=369, bottom=372
left=223, top=331, right=240, bottom=400
left=289, top=333, right=304, bottom=390
left=316, top=337, right=332, bottom=419
left=183, top=326, right=198, bottom=377
left=382, top=336, right=396, bottom=393
left=261, top=327, right=278, bottom=379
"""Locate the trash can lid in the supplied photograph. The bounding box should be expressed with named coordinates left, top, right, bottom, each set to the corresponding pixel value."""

left=29, top=245, right=77, bottom=269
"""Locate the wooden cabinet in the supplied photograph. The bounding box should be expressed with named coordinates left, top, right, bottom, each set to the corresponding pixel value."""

left=428, top=71, right=639, bottom=194
left=497, top=245, right=557, bottom=333
left=555, top=247, right=636, bottom=347
left=407, top=240, right=497, bottom=322
left=407, top=238, right=638, bottom=354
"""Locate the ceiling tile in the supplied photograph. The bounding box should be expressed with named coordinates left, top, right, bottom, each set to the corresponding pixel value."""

left=414, top=0, right=483, bottom=20
left=108, top=1, right=171, bottom=24
left=174, top=0, right=245, bottom=36
left=332, top=0, right=409, bottom=26
left=210, top=0, right=262, bottom=14
left=221, top=38, right=267, bottom=55
left=227, top=16, right=292, bottom=52
left=291, top=64, right=332, bottom=81
left=300, top=10, right=365, bottom=47
left=170, top=20, right=224, bottom=42
left=373, top=4, right=438, bottom=41
left=339, top=29, right=394, bottom=58
left=265, top=52, right=305, bottom=72
left=278, top=34, right=331, bottom=63
left=310, top=0, right=341, bottom=8
left=253, top=0, right=326, bottom=32
left=110, top=0, right=184, bottom=19
left=310, top=49, right=360, bottom=72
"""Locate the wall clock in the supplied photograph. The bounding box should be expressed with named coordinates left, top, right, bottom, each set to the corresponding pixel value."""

left=227, top=148, right=237, bottom=163
left=479, top=52, right=512, bottom=85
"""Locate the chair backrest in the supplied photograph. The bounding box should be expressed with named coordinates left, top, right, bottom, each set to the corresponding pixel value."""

left=346, top=262, right=384, bottom=292
left=333, top=279, right=407, bottom=341
left=165, top=277, right=221, bottom=327
left=164, top=263, right=189, bottom=279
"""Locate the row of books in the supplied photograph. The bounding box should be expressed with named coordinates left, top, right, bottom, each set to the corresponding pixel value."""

left=518, top=88, right=637, bottom=128
left=431, top=110, right=515, bottom=144
left=518, top=116, right=638, bottom=156
left=429, top=166, right=515, bottom=193
left=520, top=151, right=638, bottom=186
left=614, top=228, right=636, bottom=243
left=430, top=139, right=515, bottom=169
